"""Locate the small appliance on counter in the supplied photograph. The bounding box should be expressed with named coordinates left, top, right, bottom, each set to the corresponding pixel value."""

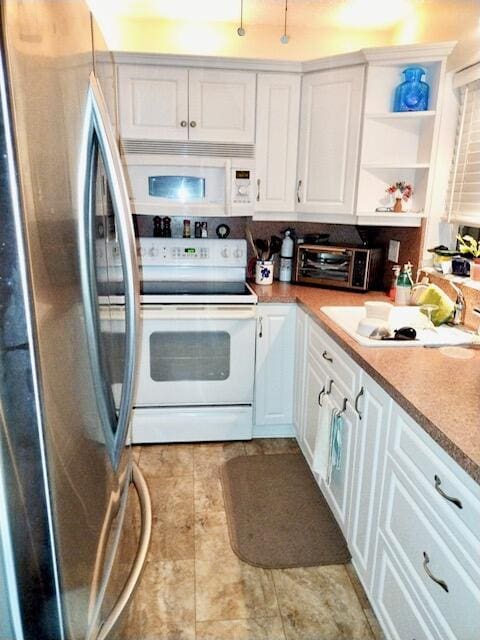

left=294, top=244, right=383, bottom=291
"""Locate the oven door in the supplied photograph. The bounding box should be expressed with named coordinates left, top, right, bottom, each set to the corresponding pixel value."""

left=296, top=246, right=354, bottom=288
left=112, top=304, right=256, bottom=407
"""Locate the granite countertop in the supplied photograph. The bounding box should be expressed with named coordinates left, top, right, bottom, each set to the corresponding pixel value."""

left=252, top=281, right=480, bottom=484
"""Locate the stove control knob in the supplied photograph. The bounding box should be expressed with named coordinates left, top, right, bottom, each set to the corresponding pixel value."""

left=221, top=248, right=230, bottom=258
left=149, top=247, right=159, bottom=257
left=234, top=248, right=243, bottom=258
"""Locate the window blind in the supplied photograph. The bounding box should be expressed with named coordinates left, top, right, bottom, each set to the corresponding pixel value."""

left=447, top=73, right=480, bottom=222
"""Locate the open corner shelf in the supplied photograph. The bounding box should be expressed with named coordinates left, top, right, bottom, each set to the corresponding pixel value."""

left=365, top=111, right=436, bottom=120
left=361, top=163, right=430, bottom=170
left=356, top=212, right=425, bottom=227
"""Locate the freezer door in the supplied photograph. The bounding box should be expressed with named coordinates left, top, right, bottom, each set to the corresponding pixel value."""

left=1, top=2, right=139, bottom=638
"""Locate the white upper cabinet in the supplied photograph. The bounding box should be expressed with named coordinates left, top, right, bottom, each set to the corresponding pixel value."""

left=118, top=65, right=189, bottom=140
left=188, top=69, right=256, bottom=143
left=297, top=65, right=364, bottom=215
left=118, top=64, right=256, bottom=144
left=296, top=65, right=365, bottom=216
left=255, top=73, right=301, bottom=213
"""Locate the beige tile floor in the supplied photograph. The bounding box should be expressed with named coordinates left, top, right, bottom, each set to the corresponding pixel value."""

left=119, top=439, right=385, bottom=640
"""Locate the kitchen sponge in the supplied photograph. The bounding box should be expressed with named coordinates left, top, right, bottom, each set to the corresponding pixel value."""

left=415, top=284, right=455, bottom=326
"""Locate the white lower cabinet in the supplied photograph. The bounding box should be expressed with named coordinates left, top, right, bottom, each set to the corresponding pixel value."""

left=293, top=306, right=308, bottom=442
left=348, top=372, right=392, bottom=591
left=254, top=304, right=296, bottom=436
left=299, top=347, right=327, bottom=467
left=291, top=312, right=480, bottom=640
left=373, top=535, right=443, bottom=640
left=318, top=380, right=357, bottom=536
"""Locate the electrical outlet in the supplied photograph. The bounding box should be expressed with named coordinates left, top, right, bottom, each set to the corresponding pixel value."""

left=388, top=240, right=400, bottom=263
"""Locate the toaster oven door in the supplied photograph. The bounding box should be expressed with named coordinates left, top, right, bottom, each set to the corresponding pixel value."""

left=296, top=247, right=353, bottom=287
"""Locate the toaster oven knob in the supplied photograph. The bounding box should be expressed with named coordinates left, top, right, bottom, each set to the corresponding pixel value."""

left=221, top=248, right=230, bottom=258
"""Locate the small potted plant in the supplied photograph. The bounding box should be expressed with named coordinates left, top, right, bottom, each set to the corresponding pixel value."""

left=456, top=234, right=480, bottom=280
left=386, top=181, right=414, bottom=213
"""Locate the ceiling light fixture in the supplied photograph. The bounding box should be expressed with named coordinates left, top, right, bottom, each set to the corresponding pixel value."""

left=237, top=0, right=246, bottom=36
left=280, top=0, right=289, bottom=44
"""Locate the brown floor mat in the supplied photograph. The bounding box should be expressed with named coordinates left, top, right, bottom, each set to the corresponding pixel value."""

left=221, top=453, right=351, bottom=569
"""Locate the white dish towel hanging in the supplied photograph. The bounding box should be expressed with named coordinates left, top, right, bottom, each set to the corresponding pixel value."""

left=312, top=393, right=344, bottom=484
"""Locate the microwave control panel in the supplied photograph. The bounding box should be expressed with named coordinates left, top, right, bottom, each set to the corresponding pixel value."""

left=231, top=168, right=254, bottom=213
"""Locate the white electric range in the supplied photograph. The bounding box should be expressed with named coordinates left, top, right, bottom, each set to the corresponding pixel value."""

left=97, top=238, right=257, bottom=443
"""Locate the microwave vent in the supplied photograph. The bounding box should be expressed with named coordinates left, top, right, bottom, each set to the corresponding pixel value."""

left=121, top=139, right=255, bottom=159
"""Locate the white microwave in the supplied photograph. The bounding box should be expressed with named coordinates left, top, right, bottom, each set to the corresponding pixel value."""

left=122, top=154, right=255, bottom=216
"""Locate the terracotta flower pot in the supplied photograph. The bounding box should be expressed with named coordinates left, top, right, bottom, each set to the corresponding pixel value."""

left=471, top=258, right=480, bottom=281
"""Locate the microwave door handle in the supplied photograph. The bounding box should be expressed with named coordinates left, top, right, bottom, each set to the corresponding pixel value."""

left=88, top=73, right=140, bottom=466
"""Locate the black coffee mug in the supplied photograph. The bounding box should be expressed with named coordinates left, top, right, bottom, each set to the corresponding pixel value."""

left=452, top=257, right=470, bottom=277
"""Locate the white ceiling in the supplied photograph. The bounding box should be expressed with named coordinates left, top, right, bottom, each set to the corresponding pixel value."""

left=88, top=0, right=464, bottom=28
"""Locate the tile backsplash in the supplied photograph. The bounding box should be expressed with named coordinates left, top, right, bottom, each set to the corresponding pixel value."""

left=133, top=215, right=423, bottom=292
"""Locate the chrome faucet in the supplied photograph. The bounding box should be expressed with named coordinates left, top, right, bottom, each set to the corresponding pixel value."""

left=450, top=283, right=465, bottom=325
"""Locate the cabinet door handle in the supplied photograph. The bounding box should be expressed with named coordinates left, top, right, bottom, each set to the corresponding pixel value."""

left=434, top=475, right=463, bottom=509
left=296, top=179, right=302, bottom=203
left=256, top=178, right=261, bottom=202
left=190, top=120, right=197, bottom=128
left=322, top=350, right=333, bottom=363
left=180, top=120, right=188, bottom=127
left=318, top=385, right=326, bottom=406
left=422, top=552, right=449, bottom=593
left=326, top=379, right=334, bottom=395
left=258, top=317, right=263, bottom=338
left=354, top=387, right=364, bottom=420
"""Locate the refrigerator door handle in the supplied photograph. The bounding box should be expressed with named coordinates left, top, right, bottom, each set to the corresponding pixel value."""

left=87, top=73, right=140, bottom=466
left=96, top=461, right=152, bottom=640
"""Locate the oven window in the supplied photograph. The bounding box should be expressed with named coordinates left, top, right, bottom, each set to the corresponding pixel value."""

left=149, top=332, right=230, bottom=381
left=148, top=176, right=205, bottom=201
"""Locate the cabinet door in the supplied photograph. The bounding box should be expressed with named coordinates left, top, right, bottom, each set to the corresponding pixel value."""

left=297, top=65, right=364, bottom=215
left=255, top=73, right=300, bottom=213
left=319, top=381, right=357, bottom=535
left=117, top=65, right=189, bottom=140
left=300, top=352, right=327, bottom=467
left=255, top=305, right=296, bottom=427
left=293, top=307, right=308, bottom=441
left=349, top=373, right=392, bottom=592
left=188, top=69, right=256, bottom=143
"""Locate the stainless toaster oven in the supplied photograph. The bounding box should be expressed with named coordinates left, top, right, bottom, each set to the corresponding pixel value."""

left=294, top=244, right=383, bottom=291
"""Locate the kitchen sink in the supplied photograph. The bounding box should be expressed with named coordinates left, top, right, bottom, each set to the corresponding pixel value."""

left=320, top=306, right=479, bottom=348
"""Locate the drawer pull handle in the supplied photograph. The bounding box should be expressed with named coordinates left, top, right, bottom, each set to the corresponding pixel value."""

left=422, top=552, right=449, bottom=593
left=318, top=385, right=326, bottom=406
left=354, top=387, right=364, bottom=420
left=322, top=350, right=333, bottom=363
left=434, top=475, right=463, bottom=509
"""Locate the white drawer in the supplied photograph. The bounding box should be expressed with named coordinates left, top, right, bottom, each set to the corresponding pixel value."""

left=390, top=407, right=480, bottom=554
left=373, top=535, right=442, bottom=640
left=309, top=319, right=360, bottom=402
left=380, top=457, right=480, bottom=640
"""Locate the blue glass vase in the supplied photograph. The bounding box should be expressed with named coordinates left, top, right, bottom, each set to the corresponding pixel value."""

left=393, top=66, right=429, bottom=112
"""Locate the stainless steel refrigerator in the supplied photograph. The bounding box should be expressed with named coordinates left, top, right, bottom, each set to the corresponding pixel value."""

left=0, top=2, right=151, bottom=639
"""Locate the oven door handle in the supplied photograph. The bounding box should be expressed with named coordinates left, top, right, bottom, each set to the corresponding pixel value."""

left=139, top=305, right=257, bottom=321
